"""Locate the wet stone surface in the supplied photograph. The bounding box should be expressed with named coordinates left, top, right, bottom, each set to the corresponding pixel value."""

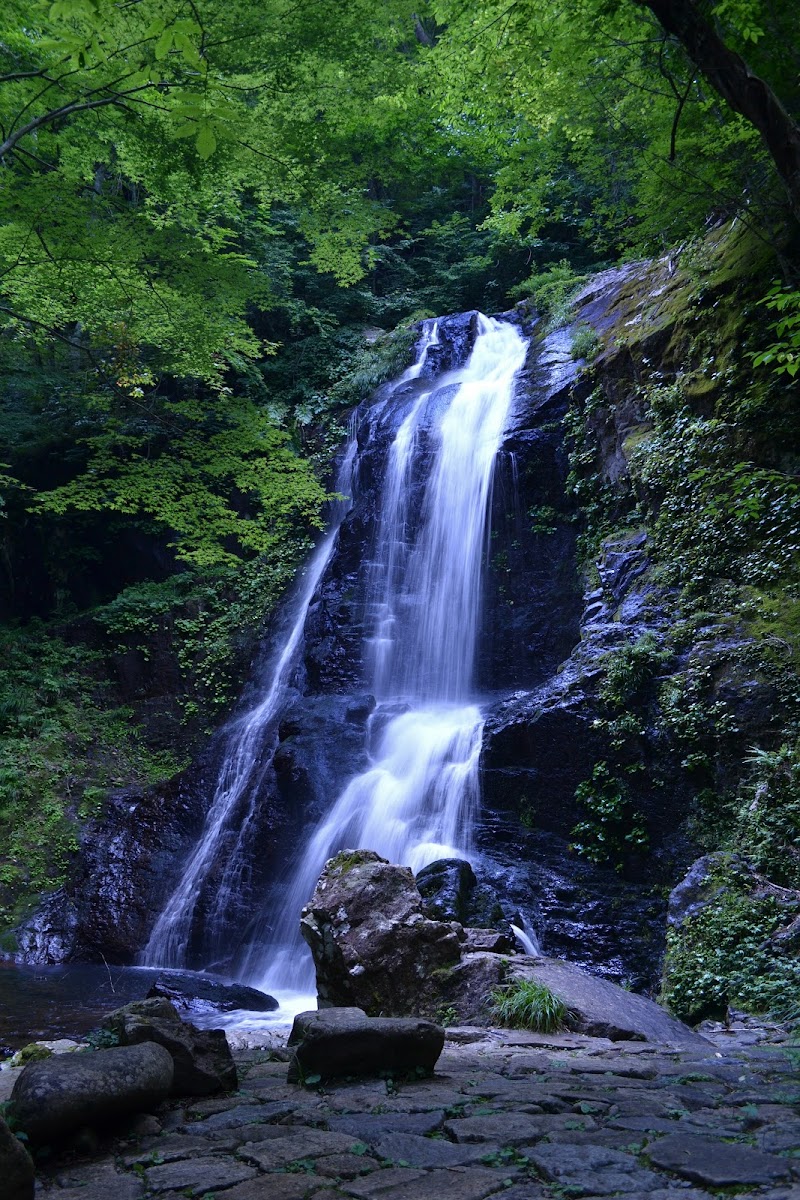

left=32, top=1026, right=800, bottom=1200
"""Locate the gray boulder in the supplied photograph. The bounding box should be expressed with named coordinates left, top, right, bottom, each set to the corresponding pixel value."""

left=9, top=1042, right=173, bottom=1143
left=102, top=998, right=237, bottom=1095
left=286, top=1007, right=444, bottom=1083
left=0, top=1115, right=34, bottom=1199
left=509, top=957, right=710, bottom=1048
left=300, top=849, right=462, bottom=1017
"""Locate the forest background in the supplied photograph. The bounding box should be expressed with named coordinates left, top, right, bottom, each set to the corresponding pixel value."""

left=1, top=0, right=799, bottom=1015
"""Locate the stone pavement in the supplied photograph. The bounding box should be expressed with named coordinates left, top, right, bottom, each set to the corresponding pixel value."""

left=34, top=1025, right=800, bottom=1200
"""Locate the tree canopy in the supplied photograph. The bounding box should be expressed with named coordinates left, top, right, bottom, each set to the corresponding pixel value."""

left=0, top=0, right=798, bottom=581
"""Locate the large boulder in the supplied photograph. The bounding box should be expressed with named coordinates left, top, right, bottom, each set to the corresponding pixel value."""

left=509, top=957, right=710, bottom=1048
left=9, top=1042, right=173, bottom=1143
left=286, top=1007, right=444, bottom=1083
left=102, top=998, right=237, bottom=1095
left=0, top=1115, right=34, bottom=1199
left=300, top=850, right=462, bottom=1017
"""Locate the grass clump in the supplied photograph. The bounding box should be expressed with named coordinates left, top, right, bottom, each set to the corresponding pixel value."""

left=490, top=979, right=569, bottom=1032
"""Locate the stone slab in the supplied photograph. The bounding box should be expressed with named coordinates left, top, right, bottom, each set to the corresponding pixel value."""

left=239, top=1129, right=362, bottom=1169
left=525, top=1141, right=666, bottom=1195
left=343, top=1166, right=429, bottom=1197
left=511, top=958, right=710, bottom=1049
left=223, top=1176, right=336, bottom=1199
left=344, top=1165, right=508, bottom=1200
left=444, top=1113, right=549, bottom=1144
left=647, top=1134, right=793, bottom=1186
left=371, top=1130, right=494, bottom=1167
left=327, top=1112, right=444, bottom=1139
left=144, top=1155, right=256, bottom=1194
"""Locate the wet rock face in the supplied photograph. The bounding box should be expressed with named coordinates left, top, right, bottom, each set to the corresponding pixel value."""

left=415, top=859, right=511, bottom=934
left=146, top=973, right=278, bottom=1016
left=14, top=777, right=203, bottom=965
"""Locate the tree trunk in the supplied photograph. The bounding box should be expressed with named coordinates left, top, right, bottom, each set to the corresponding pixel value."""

left=638, top=0, right=800, bottom=222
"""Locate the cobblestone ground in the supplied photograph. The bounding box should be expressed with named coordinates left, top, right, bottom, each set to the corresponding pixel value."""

left=34, top=1026, right=800, bottom=1200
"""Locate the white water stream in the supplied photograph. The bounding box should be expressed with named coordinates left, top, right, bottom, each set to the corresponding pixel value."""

left=252, top=315, right=529, bottom=994
left=144, top=314, right=529, bottom=1007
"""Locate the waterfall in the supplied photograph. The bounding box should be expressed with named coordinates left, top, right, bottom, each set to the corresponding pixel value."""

left=142, top=321, right=442, bottom=970
left=143, top=313, right=529, bottom=1002
left=250, top=314, right=528, bottom=993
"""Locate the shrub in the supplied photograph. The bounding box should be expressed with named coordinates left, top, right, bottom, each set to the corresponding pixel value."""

left=570, top=323, right=601, bottom=361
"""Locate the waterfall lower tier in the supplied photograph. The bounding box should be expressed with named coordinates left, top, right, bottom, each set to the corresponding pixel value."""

left=248, top=702, right=483, bottom=992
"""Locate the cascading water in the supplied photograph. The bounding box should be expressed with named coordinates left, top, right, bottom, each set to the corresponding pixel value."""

left=143, top=438, right=359, bottom=969
left=143, top=312, right=529, bottom=1006
left=143, top=322, right=441, bottom=972
left=249, top=314, right=529, bottom=994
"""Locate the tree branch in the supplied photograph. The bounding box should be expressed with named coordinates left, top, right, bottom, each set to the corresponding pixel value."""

left=636, top=0, right=800, bottom=221
left=0, top=84, right=158, bottom=161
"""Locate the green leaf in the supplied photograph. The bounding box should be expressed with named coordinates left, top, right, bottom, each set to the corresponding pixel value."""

left=195, top=124, right=217, bottom=160
left=154, top=28, right=174, bottom=60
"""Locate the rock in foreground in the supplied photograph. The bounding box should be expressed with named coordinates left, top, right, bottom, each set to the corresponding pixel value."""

left=102, top=998, right=237, bottom=1095
left=287, top=1007, right=445, bottom=1082
left=9, top=1042, right=173, bottom=1143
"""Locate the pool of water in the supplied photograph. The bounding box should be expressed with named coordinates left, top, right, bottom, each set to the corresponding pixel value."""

left=0, top=961, right=313, bottom=1054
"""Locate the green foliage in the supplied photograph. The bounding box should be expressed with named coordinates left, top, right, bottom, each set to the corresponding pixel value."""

left=95, top=549, right=306, bottom=719
left=629, top=408, right=800, bottom=593
left=661, top=857, right=800, bottom=1023
left=428, top=0, right=793, bottom=255
left=526, top=505, right=561, bottom=536
left=751, top=285, right=800, bottom=378
left=490, top=979, right=569, bottom=1032
left=564, top=388, right=638, bottom=560
left=739, top=744, right=800, bottom=889
left=509, top=261, right=589, bottom=329
left=0, top=627, right=184, bottom=929
left=571, top=762, right=649, bottom=870
left=570, top=324, right=601, bottom=362
left=599, top=633, right=670, bottom=710
left=35, top=392, right=328, bottom=568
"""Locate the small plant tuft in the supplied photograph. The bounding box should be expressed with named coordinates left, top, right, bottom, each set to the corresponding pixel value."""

left=490, top=979, right=569, bottom=1032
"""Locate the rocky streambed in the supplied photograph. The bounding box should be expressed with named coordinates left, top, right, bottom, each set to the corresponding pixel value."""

left=4, top=1021, right=800, bottom=1200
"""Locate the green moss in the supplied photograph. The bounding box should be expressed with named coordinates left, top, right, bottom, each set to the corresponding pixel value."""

left=328, top=849, right=379, bottom=874
left=9, top=1043, right=54, bottom=1066
left=0, top=627, right=185, bottom=932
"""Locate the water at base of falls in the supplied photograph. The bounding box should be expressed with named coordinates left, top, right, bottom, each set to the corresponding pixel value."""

left=143, top=313, right=529, bottom=1010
